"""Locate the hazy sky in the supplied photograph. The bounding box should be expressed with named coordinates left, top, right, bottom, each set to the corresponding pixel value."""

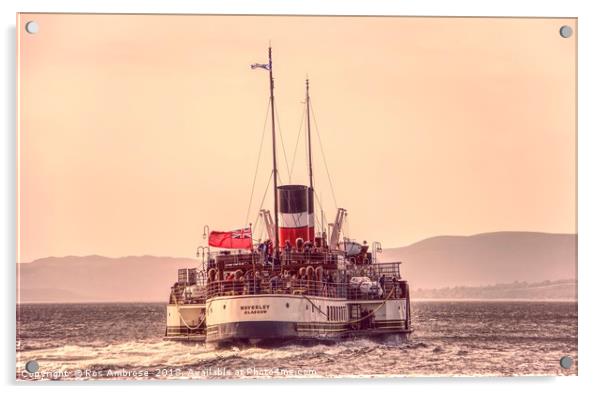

left=18, top=14, right=576, bottom=262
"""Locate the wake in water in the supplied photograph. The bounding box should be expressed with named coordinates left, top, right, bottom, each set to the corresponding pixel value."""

left=18, top=338, right=399, bottom=380
left=16, top=302, right=578, bottom=379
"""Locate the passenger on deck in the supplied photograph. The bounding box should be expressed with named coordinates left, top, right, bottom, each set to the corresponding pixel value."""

left=290, top=273, right=298, bottom=291
left=245, top=271, right=254, bottom=295
left=303, top=241, right=312, bottom=259
left=257, top=242, right=266, bottom=265
left=282, top=271, right=291, bottom=293
left=235, top=274, right=244, bottom=295
left=269, top=274, right=279, bottom=293
left=254, top=271, right=262, bottom=294
left=266, top=239, right=274, bottom=256
left=300, top=272, right=308, bottom=293
left=284, top=240, right=292, bottom=264
left=327, top=273, right=335, bottom=297
left=265, top=240, right=274, bottom=265
left=321, top=273, right=328, bottom=297
left=295, top=237, right=304, bottom=252
left=307, top=268, right=316, bottom=296
left=379, top=275, right=386, bottom=299
left=226, top=272, right=233, bottom=292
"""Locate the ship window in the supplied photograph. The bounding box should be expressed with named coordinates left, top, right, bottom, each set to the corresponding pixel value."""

left=306, top=305, right=309, bottom=310
left=286, top=302, right=290, bottom=308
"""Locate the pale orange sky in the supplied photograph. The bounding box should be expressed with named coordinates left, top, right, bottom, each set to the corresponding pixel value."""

left=17, top=14, right=576, bottom=263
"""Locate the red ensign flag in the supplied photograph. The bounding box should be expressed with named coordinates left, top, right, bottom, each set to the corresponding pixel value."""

left=208, top=228, right=253, bottom=250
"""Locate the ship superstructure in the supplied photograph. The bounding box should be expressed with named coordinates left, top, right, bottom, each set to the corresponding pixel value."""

left=165, top=47, right=412, bottom=345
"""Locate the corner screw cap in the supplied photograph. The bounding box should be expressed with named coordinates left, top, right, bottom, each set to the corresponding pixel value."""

left=559, top=25, right=573, bottom=38
left=559, top=356, right=573, bottom=369
left=25, top=360, right=39, bottom=373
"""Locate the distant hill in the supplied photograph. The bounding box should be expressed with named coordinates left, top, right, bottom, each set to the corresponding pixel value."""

left=412, top=279, right=577, bottom=300
left=18, top=255, right=198, bottom=303
left=17, top=231, right=576, bottom=303
left=381, top=232, right=576, bottom=290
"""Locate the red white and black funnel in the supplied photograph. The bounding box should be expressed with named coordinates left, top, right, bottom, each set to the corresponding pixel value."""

left=278, top=184, right=314, bottom=247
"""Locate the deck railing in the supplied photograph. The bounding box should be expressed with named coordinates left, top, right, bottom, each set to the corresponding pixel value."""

left=209, top=250, right=346, bottom=270
left=200, top=278, right=407, bottom=301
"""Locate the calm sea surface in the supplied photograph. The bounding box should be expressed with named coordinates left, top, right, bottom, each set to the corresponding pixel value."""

left=16, top=301, right=577, bottom=380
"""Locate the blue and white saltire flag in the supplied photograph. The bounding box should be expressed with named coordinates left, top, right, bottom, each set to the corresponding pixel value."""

left=250, top=63, right=271, bottom=71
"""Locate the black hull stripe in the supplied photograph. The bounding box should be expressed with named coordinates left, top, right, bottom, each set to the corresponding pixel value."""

left=200, top=321, right=411, bottom=343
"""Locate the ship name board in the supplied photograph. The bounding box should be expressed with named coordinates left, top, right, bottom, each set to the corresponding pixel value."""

left=240, top=305, right=270, bottom=315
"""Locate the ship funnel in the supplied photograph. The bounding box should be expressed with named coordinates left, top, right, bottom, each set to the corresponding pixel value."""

left=277, top=184, right=314, bottom=247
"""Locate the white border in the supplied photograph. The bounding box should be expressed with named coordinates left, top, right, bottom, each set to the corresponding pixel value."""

left=2, top=0, right=600, bottom=393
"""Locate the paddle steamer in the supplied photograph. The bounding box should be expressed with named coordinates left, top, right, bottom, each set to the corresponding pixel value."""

left=165, top=48, right=412, bottom=345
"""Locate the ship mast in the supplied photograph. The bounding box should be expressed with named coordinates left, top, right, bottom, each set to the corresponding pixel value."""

left=269, top=47, right=280, bottom=253
left=306, top=78, right=314, bottom=191
left=306, top=78, right=316, bottom=243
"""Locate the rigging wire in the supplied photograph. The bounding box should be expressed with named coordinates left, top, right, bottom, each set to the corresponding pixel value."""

left=312, top=192, right=326, bottom=234
left=288, top=104, right=307, bottom=183
left=276, top=168, right=285, bottom=186
left=274, top=102, right=291, bottom=183
left=258, top=222, right=265, bottom=243
left=310, top=101, right=339, bottom=209
left=245, top=91, right=340, bottom=242
left=253, top=212, right=265, bottom=243
left=245, top=99, right=271, bottom=225
left=252, top=170, right=274, bottom=234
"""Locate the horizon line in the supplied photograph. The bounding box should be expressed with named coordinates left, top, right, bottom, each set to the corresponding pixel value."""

left=17, top=230, right=577, bottom=264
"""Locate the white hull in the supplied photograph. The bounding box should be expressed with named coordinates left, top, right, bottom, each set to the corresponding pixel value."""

left=165, top=294, right=411, bottom=344
left=165, top=303, right=206, bottom=341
